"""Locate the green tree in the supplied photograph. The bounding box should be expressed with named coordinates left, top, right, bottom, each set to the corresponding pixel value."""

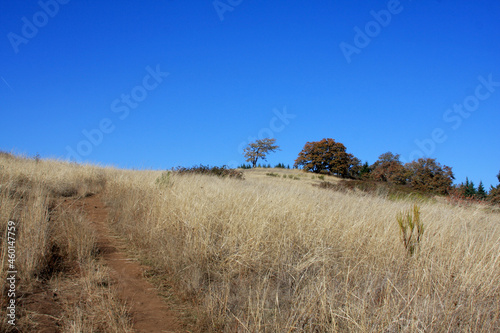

left=359, top=161, right=372, bottom=179
left=243, top=138, right=280, bottom=168
left=294, top=138, right=360, bottom=178
left=463, top=177, right=470, bottom=193
left=464, top=177, right=477, bottom=197
left=477, top=181, right=487, bottom=199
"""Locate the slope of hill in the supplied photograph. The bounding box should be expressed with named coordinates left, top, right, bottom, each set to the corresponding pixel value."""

left=1, top=154, right=499, bottom=332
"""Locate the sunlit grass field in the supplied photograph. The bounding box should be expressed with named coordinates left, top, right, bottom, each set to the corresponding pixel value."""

left=1, top=153, right=499, bottom=332
left=105, top=166, right=500, bottom=332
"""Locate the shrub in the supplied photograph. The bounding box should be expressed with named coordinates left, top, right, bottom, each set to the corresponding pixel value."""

left=265, top=172, right=279, bottom=177
left=155, top=171, right=173, bottom=188
left=488, top=185, right=500, bottom=205
left=175, top=165, right=244, bottom=179
left=316, top=179, right=434, bottom=203
left=317, top=181, right=336, bottom=189
left=396, top=205, right=424, bottom=256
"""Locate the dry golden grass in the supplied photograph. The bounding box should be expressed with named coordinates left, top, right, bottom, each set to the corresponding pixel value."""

left=242, top=167, right=340, bottom=186
left=2, top=153, right=499, bottom=332
left=0, top=154, right=131, bottom=332
left=104, top=168, right=500, bottom=332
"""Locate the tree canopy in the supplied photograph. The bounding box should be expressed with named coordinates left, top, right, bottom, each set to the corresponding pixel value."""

left=405, top=158, right=454, bottom=195
left=243, top=138, right=280, bottom=168
left=370, top=152, right=408, bottom=185
left=294, top=138, right=360, bottom=178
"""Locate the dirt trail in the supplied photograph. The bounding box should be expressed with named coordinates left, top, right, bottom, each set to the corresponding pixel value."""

left=76, top=194, right=182, bottom=333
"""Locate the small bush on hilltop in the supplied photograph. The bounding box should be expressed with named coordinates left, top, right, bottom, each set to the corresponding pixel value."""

left=317, top=179, right=434, bottom=202
left=487, top=170, right=500, bottom=205
left=489, top=186, right=500, bottom=205
left=265, top=172, right=279, bottom=177
left=175, top=165, right=244, bottom=179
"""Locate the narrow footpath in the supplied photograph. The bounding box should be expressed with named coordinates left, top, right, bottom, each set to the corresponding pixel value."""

left=78, top=194, right=182, bottom=333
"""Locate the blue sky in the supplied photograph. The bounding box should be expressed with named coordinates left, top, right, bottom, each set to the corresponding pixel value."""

left=1, top=0, right=499, bottom=188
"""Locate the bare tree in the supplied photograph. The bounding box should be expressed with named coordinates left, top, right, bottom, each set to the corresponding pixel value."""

left=243, top=138, right=280, bottom=168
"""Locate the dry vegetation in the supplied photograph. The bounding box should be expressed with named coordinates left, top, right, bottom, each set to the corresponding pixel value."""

left=105, top=166, right=500, bottom=332
left=0, top=154, right=131, bottom=332
left=1, top=153, right=499, bottom=332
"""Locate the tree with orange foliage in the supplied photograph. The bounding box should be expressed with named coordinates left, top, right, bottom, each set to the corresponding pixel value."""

left=488, top=170, right=500, bottom=204
left=405, top=158, right=454, bottom=195
left=370, top=152, right=409, bottom=185
left=294, top=138, right=360, bottom=178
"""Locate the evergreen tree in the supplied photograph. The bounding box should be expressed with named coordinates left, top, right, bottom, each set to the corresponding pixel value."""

left=469, top=180, right=476, bottom=197
left=359, top=161, right=372, bottom=178
left=465, top=178, right=477, bottom=197
left=477, top=181, right=487, bottom=199
left=463, top=177, right=470, bottom=196
left=463, top=177, right=476, bottom=197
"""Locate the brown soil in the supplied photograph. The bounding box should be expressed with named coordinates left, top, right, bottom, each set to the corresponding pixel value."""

left=78, top=194, right=183, bottom=333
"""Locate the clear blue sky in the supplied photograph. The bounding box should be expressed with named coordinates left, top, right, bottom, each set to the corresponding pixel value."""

left=1, top=0, right=499, bottom=188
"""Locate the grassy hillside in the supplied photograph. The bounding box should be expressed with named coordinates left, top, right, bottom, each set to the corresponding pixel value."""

left=0, top=154, right=131, bottom=332
left=1, top=153, right=499, bottom=332
left=105, top=165, right=500, bottom=332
